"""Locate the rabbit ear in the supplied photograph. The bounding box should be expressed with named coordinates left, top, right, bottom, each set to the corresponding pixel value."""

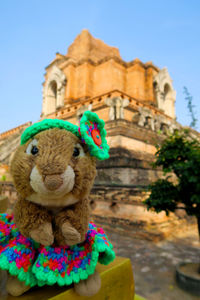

left=79, top=111, right=109, bottom=160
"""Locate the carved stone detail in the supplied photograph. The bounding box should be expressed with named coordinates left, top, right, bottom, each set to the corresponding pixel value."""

left=133, top=106, right=179, bottom=135
left=76, top=104, right=92, bottom=125
left=153, top=68, right=176, bottom=119
left=105, top=97, right=129, bottom=120
left=137, top=107, right=155, bottom=131
left=42, top=66, right=66, bottom=116
left=132, top=112, right=140, bottom=124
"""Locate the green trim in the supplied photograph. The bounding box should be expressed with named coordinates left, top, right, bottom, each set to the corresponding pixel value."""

left=80, top=111, right=110, bottom=160
left=0, top=256, right=37, bottom=287
left=31, top=234, right=115, bottom=286
left=20, top=112, right=109, bottom=160
left=0, top=234, right=115, bottom=287
left=21, top=119, right=80, bottom=145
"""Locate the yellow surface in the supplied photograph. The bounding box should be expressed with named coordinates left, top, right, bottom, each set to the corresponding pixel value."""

left=134, top=295, right=146, bottom=300
left=1, top=257, right=134, bottom=300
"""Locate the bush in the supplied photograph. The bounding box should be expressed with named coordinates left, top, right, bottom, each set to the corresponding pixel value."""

left=144, top=129, right=200, bottom=239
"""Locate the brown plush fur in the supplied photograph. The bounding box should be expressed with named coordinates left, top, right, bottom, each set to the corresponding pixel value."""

left=11, top=128, right=97, bottom=246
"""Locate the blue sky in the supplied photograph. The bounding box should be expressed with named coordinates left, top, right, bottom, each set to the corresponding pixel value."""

left=0, top=0, right=200, bottom=133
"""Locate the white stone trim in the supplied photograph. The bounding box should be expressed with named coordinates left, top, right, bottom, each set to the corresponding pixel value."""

left=105, top=97, right=129, bottom=120
left=153, top=68, right=176, bottom=119
left=42, top=66, right=66, bottom=116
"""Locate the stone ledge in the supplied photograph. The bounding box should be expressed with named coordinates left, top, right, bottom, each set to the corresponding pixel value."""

left=0, top=257, right=134, bottom=300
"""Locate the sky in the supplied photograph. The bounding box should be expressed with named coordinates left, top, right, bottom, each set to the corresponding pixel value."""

left=0, top=0, right=200, bottom=133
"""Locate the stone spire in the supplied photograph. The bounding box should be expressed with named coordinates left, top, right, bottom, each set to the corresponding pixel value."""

left=66, top=29, right=121, bottom=63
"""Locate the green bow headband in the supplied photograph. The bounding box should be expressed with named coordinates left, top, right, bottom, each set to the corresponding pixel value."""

left=21, top=111, right=109, bottom=160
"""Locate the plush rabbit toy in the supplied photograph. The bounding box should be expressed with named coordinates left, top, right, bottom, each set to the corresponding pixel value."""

left=0, top=111, right=115, bottom=297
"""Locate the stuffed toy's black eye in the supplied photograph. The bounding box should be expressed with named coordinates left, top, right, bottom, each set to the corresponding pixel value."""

left=73, top=147, right=80, bottom=157
left=31, top=146, right=39, bottom=155
left=26, top=139, right=38, bottom=155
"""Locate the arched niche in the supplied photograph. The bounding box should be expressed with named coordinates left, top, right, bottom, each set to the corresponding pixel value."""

left=42, top=66, right=66, bottom=116
left=153, top=68, right=176, bottom=119
left=46, top=80, right=57, bottom=114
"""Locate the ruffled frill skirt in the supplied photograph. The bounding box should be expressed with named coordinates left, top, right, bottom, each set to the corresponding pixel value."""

left=0, top=214, right=115, bottom=287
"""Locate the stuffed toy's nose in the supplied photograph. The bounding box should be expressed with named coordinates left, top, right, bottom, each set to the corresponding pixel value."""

left=44, top=174, right=63, bottom=190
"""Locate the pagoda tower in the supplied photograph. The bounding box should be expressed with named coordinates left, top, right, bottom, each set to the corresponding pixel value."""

left=42, top=29, right=176, bottom=122
left=41, top=29, right=181, bottom=239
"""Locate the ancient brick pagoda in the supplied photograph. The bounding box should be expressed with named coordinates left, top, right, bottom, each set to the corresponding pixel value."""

left=40, top=29, right=183, bottom=239
left=42, top=29, right=176, bottom=121
left=0, top=30, right=188, bottom=239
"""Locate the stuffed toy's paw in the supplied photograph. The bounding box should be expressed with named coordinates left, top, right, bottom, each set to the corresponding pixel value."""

left=74, top=270, right=101, bottom=297
left=61, top=222, right=81, bottom=246
left=30, top=222, right=54, bottom=246
left=6, top=275, right=31, bottom=297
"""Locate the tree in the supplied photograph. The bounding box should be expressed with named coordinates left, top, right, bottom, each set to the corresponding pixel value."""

left=183, top=86, right=198, bottom=129
left=144, top=129, right=200, bottom=242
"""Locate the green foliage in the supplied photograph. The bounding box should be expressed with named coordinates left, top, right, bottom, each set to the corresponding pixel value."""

left=1, top=175, right=6, bottom=181
left=144, top=130, right=200, bottom=219
left=183, top=86, right=198, bottom=129
left=145, top=180, right=178, bottom=215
